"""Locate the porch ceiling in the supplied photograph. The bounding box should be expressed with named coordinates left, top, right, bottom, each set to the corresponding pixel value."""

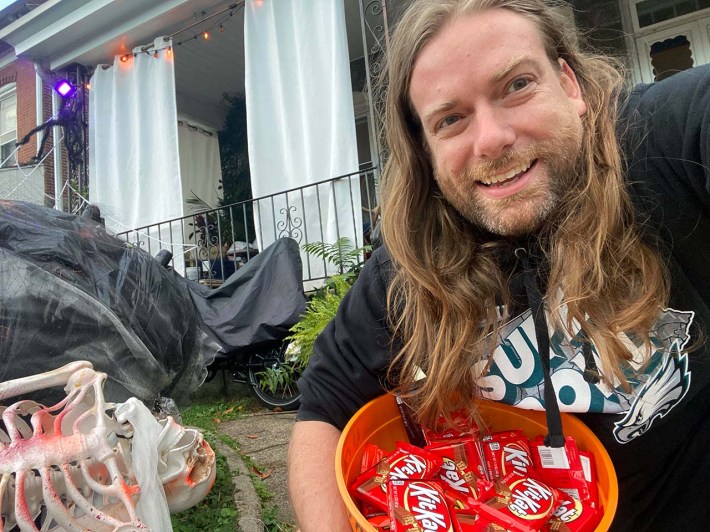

left=0, top=0, right=372, bottom=132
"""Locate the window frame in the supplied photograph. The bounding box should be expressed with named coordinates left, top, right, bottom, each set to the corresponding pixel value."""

left=629, top=0, right=710, bottom=33
left=0, top=83, right=17, bottom=169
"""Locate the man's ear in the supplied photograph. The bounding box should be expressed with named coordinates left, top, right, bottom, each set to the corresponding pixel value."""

left=559, top=58, right=587, bottom=117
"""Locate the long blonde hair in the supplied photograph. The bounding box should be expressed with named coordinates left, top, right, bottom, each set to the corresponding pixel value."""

left=379, top=0, right=669, bottom=427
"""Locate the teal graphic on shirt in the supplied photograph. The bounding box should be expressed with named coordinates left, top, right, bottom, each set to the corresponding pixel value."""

left=475, top=307, right=694, bottom=443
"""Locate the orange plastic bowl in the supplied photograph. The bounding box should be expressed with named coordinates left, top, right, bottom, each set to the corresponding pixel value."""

left=336, top=393, right=618, bottom=531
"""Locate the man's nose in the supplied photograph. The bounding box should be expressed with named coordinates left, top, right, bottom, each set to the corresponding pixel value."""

left=471, top=107, right=516, bottom=159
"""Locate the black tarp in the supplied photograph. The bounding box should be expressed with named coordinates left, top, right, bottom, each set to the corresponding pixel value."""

left=0, top=200, right=219, bottom=405
left=180, top=237, right=307, bottom=356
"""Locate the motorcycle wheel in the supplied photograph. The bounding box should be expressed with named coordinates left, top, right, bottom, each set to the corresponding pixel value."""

left=247, top=342, right=301, bottom=411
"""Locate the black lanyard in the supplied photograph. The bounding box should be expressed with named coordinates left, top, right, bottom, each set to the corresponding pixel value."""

left=515, top=247, right=565, bottom=448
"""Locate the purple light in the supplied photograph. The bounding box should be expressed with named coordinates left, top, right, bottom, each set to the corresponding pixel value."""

left=54, top=80, right=76, bottom=98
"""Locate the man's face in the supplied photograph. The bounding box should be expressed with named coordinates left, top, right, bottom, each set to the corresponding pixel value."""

left=409, top=9, right=587, bottom=236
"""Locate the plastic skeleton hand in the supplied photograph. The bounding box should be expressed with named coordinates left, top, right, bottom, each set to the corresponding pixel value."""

left=0, top=361, right=216, bottom=531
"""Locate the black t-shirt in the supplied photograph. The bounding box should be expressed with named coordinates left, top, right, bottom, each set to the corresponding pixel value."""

left=297, top=64, right=710, bottom=531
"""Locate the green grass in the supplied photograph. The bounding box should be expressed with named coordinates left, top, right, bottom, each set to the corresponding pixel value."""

left=171, top=448, right=238, bottom=532
left=181, top=399, right=251, bottom=428
left=172, top=397, right=294, bottom=531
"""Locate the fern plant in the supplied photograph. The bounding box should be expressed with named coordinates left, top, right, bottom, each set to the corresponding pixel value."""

left=287, top=275, right=352, bottom=368
left=257, top=238, right=368, bottom=395
left=302, top=237, right=370, bottom=281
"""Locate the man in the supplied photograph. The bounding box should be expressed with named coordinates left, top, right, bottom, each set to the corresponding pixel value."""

left=289, top=0, right=710, bottom=529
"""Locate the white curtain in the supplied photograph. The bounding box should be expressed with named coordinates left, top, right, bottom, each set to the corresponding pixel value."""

left=178, top=119, right=222, bottom=269
left=244, top=0, right=361, bottom=282
left=178, top=119, right=222, bottom=212
left=89, top=37, right=184, bottom=268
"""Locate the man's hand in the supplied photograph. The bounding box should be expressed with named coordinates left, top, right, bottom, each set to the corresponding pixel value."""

left=288, top=420, right=351, bottom=531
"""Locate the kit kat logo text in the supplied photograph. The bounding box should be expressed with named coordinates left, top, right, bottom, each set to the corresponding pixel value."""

left=438, top=459, right=473, bottom=496
left=508, top=478, right=555, bottom=520
left=405, top=482, right=453, bottom=531
left=389, top=454, right=427, bottom=480
left=502, top=443, right=531, bottom=476
left=553, top=498, right=583, bottom=522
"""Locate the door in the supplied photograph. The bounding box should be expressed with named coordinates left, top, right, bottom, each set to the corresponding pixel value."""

left=625, top=0, right=710, bottom=82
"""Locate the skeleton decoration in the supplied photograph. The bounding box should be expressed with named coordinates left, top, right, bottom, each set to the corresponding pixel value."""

left=0, top=361, right=216, bottom=531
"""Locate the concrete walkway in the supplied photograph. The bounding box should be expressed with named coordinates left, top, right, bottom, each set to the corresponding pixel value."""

left=190, top=375, right=298, bottom=531
left=215, top=409, right=298, bottom=531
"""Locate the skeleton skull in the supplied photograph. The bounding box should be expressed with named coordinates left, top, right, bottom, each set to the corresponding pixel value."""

left=0, top=361, right=216, bottom=531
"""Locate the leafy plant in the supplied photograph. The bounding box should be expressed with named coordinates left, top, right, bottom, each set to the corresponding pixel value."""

left=286, top=275, right=352, bottom=369
left=302, top=237, right=370, bottom=282
left=258, top=238, right=367, bottom=395
left=256, top=354, right=302, bottom=395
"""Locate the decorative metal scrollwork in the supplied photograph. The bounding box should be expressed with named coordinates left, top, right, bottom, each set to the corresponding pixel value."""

left=363, top=1, right=389, bottom=57
left=131, top=233, right=146, bottom=249
left=277, top=205, right=303, bottom=243
left=359, top=0, right=392, bottom=170
left=189, top=213, right=224, bottom=260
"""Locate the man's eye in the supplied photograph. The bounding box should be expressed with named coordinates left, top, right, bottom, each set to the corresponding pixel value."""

left=439, top=115, right=460, bottom=129
left=507, top=77, right=531, bottom=93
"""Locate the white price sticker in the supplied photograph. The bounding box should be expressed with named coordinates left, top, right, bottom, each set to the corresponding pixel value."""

left=537, top=445, right=570, bottom=469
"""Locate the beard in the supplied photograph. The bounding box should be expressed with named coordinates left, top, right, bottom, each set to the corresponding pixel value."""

left=435, top=126, right=584, bottom=237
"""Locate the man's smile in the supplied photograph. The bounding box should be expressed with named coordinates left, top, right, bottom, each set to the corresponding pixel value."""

left=477, top=159, right=535, bottom=186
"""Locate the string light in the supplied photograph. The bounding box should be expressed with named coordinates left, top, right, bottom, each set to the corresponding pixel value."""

left=173, top=2, right=241, bottom=46
left=116, top=2, right=242, bottom=62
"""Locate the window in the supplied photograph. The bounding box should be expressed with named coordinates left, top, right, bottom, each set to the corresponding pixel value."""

left=650, top=34, right=694, bottom=79
left=635, top=0, right=710, bottom=28
left=0, top=84, right=17, bottom=168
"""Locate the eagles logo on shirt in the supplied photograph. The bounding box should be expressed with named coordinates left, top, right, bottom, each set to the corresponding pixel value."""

left=475, top=307, right=694, bottom=444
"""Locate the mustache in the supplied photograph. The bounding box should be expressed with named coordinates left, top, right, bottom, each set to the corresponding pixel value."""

left=455, top=147, right=540, bottom=182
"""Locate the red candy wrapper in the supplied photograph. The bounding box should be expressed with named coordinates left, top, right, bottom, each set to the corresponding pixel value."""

left=362, top=442, right=388, bottom=472
left=478, top=472, right=560, bottom=531
left=529, top=436, right=591, bottom=504
left=387, top=442, right=444, bottom=481
left=544, top=491, right=599, bottom=532
left=350, top=459, right=390, bottom=512
left=578, top=451, right=599, bottom=508
left=351, top=442, right=444, bottom=512
left=367, top=510, right=392, bottom=531
left=423, top=410, right=480, bottom=446
left=482, top=430, right=534, bottom=480
left=388, top=479, right=456, bottom=531
left=455, top=506, right=536, bottom=532
left=426, top=439, right=494, bottom=510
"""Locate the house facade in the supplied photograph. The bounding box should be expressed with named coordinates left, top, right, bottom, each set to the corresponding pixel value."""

left=569, top=0, right=710, bottom=83
left=0, top=0, right=708, bottom=216
left=0, top=1, right=60, bottom=208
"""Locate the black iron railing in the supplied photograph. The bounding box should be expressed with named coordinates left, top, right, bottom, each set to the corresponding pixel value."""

left=115, top=166, right=379, bottom=286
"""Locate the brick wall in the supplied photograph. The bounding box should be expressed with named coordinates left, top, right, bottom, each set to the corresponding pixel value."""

left=0, top=59, right=37, bottom=163
left=0, top=58, right=63, bottom=206
left=0, top=58, right=77, bottom=207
